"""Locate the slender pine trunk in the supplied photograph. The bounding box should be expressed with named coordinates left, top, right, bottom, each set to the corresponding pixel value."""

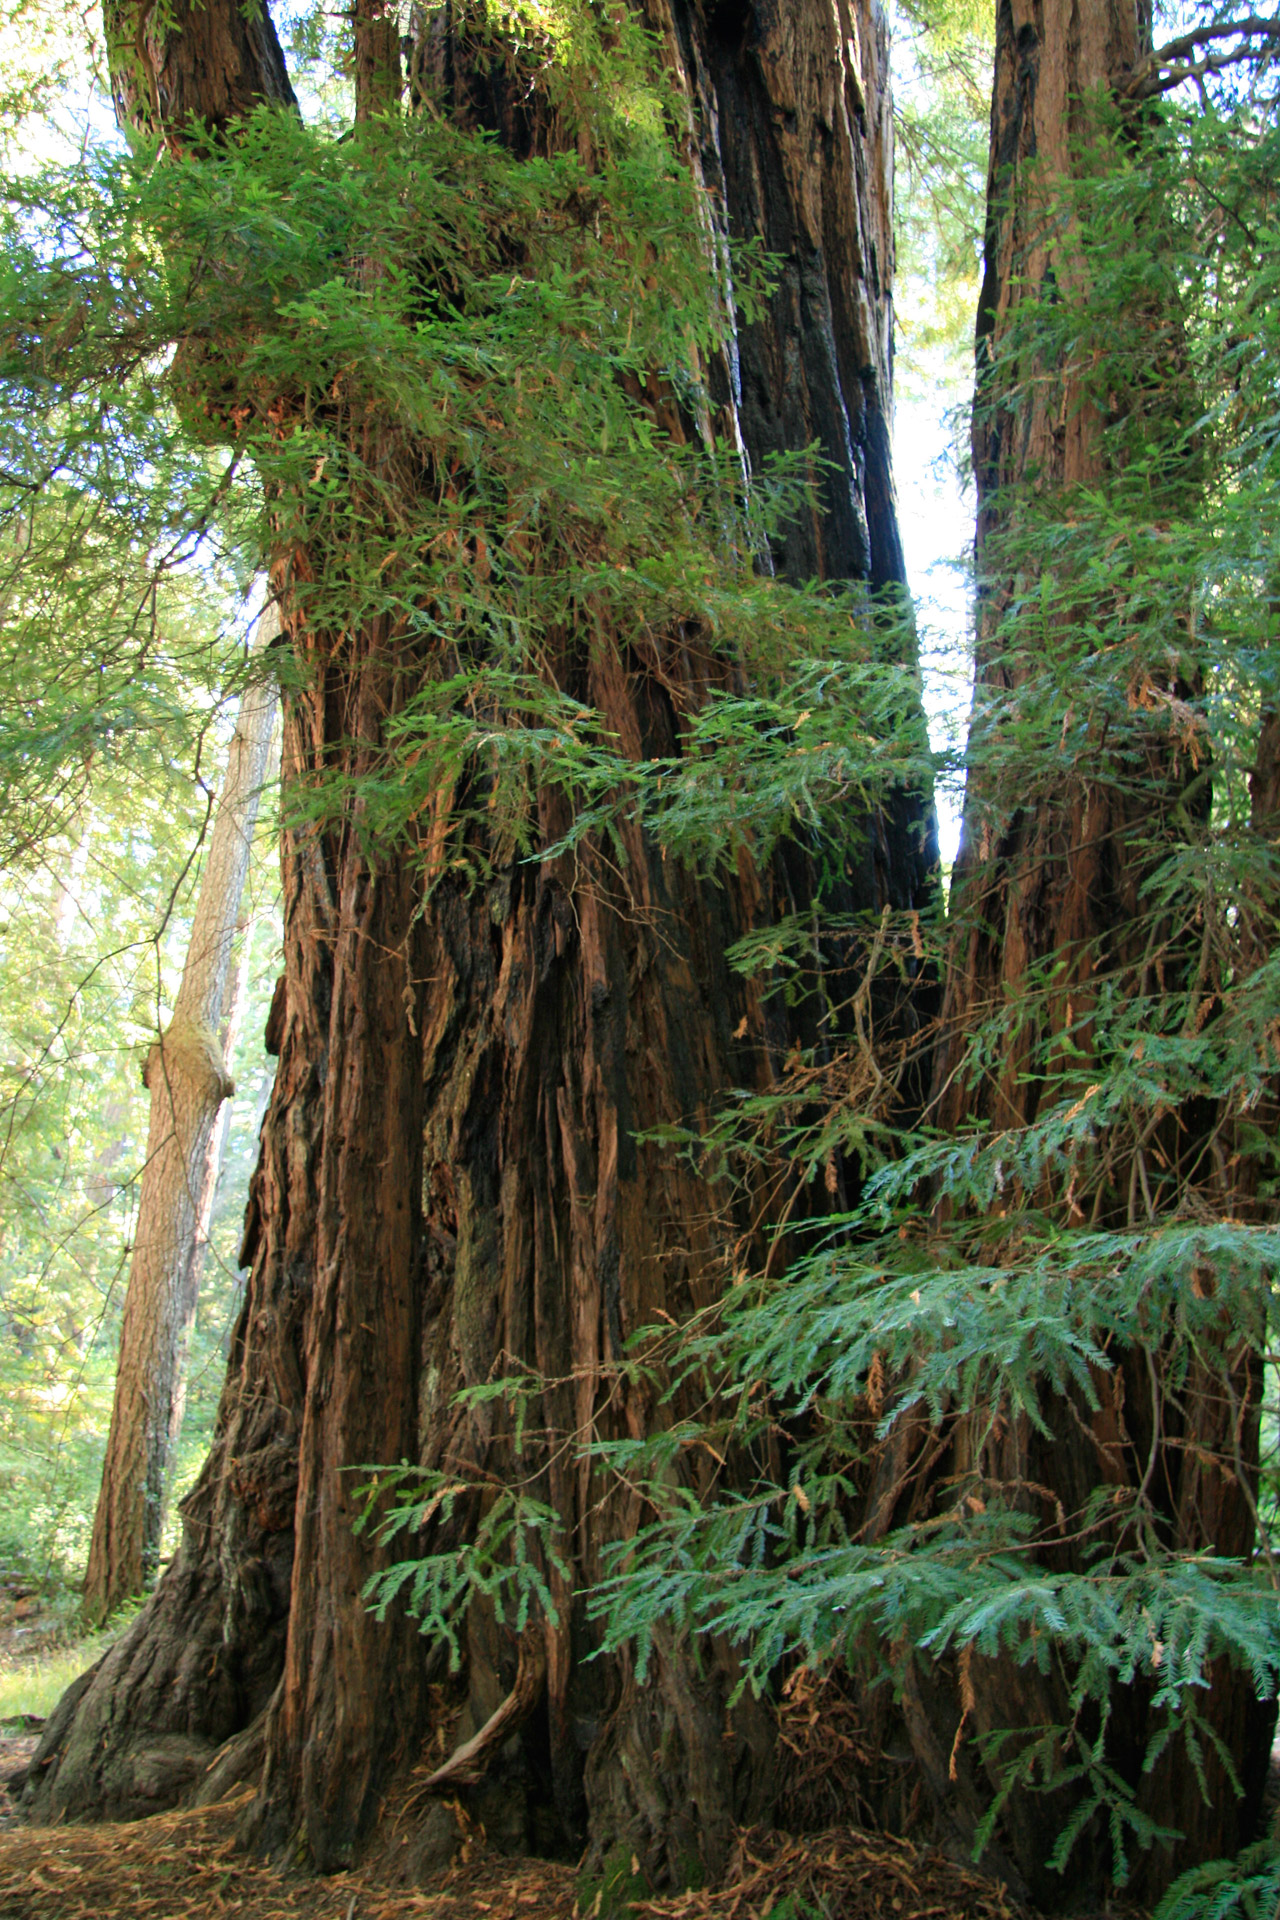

left=83, top=619, right=278, bottom=1627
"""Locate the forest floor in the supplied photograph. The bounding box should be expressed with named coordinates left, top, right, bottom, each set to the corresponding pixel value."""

left=0, top=1598, right=1066, bottom=1920
left=0, top=1789, right=1029, bottom=1920
left=0, top=1595, right=1032, bottom=1920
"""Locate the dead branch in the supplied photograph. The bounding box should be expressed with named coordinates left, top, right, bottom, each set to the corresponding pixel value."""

left=420, top=1626, right=546, bottom=1792
left=1125, top=13, right=1280, bottom=98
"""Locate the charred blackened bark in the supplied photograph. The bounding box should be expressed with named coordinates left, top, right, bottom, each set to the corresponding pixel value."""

left=651, top=0, right=903, bottom=592
left=649, top=0, right=933, bottom=921
left=28, top=0, right=934, bottom=1885
left=392, top=8, right=933, bottom=1879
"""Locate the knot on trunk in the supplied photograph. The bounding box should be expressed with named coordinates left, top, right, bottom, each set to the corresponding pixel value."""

left=143, top=1016, right=235, bottom=1103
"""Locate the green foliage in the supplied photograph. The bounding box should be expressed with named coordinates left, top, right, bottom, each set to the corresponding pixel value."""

left=355, top=1459, right=569, bottom=1669
left=0, top=30, right=921, bottom=1618
left=0, top=0, right=923, bottom=1594
left=0, top=73, right=281, bottom=1573
left=0, top=1599, right=139, bottom=1719
left=0, top=742, right=279, bottom=1584
left=0, top=0, right=109, bottom=149
left=1155, top=1840, right=1280, bottom=1920
left=8, top=0, right=1278, bottom=1901
left=355, top=1369, right=568, bottom=1666
left=581, top=70, right=1280, bottom=1891
left=893, top=0, right=989, bottom=391
left=0, top=61, right=927, bottom=881
left=575, top=1842, right=654, bottom=1918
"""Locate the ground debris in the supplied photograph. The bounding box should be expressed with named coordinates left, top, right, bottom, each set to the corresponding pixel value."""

left=0, top=1795, right=343, bottom=1920
left=0, top=1738, right=40, bottom=1840
left=0, top=1796, right=1031, bottom=1920
left=638, top=1825, right=1022, bottom=1920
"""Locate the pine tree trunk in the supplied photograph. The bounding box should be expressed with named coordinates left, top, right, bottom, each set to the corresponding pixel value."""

left=164, top=915, right=256, bottom=1467
left=25, top=0, right=935, bottom=1885
left=82, top=620, right=278, bottom=1628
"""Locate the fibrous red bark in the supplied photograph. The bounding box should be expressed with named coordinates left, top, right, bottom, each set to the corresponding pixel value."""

left=103, top=0, right=295, bottom=139
left=25, top=0, right=935, bottom=1887
left=888, top=0, right=1275, bottom=1901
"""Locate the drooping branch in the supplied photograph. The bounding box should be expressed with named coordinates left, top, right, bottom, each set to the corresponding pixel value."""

left=25, top=0, right=933, bottom=1884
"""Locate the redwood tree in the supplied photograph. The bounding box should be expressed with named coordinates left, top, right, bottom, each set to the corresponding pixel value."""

left=914, top=1, right=1277, bottom=1898
left=21, top=0, right=935, bottom=1884
left=557, top=2, right=1280, bottom=1909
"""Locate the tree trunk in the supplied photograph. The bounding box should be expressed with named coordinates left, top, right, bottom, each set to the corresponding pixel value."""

left=888, top=0, right=1275, bottom=1902
left=165, top=912, right=257, bottom=1467
left=26, top=0, right=935, bottom=1887
left=82, top=616, right=278, bottom=1627
left=103, top=0, right=294, bottom=138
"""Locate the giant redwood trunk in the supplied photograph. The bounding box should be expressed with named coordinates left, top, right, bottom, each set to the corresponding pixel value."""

left=879, top=0, right=1275, bottom=1902
left=24, top=0, right=935, bottom=1885
left=933, top=0, right=1158, bottom=1136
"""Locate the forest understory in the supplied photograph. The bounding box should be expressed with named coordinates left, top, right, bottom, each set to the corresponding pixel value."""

left=0, top=1793, right=1033, bottom=1920
left=4, top=1624, right=1275, bottom=1920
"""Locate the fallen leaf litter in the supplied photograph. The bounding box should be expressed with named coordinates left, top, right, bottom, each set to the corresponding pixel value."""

left=0, top=1789, right=1031, bottom=1920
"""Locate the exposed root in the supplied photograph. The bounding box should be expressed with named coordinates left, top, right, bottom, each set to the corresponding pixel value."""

left=420, top=1628, right=546, bottom=1792
left=189, top=1705, right=270, bottom=1807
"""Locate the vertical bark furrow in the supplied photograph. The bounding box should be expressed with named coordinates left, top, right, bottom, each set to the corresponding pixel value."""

left=104, top=0, right=295, bottom=141
left=29, top=0, right=934, bottom=1885
left=652, top=0, right=906, bottom=597
left=250, top=845, right=430, bottom=1868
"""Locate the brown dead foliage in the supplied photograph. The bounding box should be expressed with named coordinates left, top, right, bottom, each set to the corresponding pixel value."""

left=0, top=1738, right=39, bottom=1832
left=773, top=1667, right=921, bottom=1836
left=0, top=1794, right=347, bottom=1920
left=0, top=1791, right=581, bottom=1920
left=0, top=1790, right=1032, bottom=1920
left=640, top=1826, right=1022, bottom=1920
